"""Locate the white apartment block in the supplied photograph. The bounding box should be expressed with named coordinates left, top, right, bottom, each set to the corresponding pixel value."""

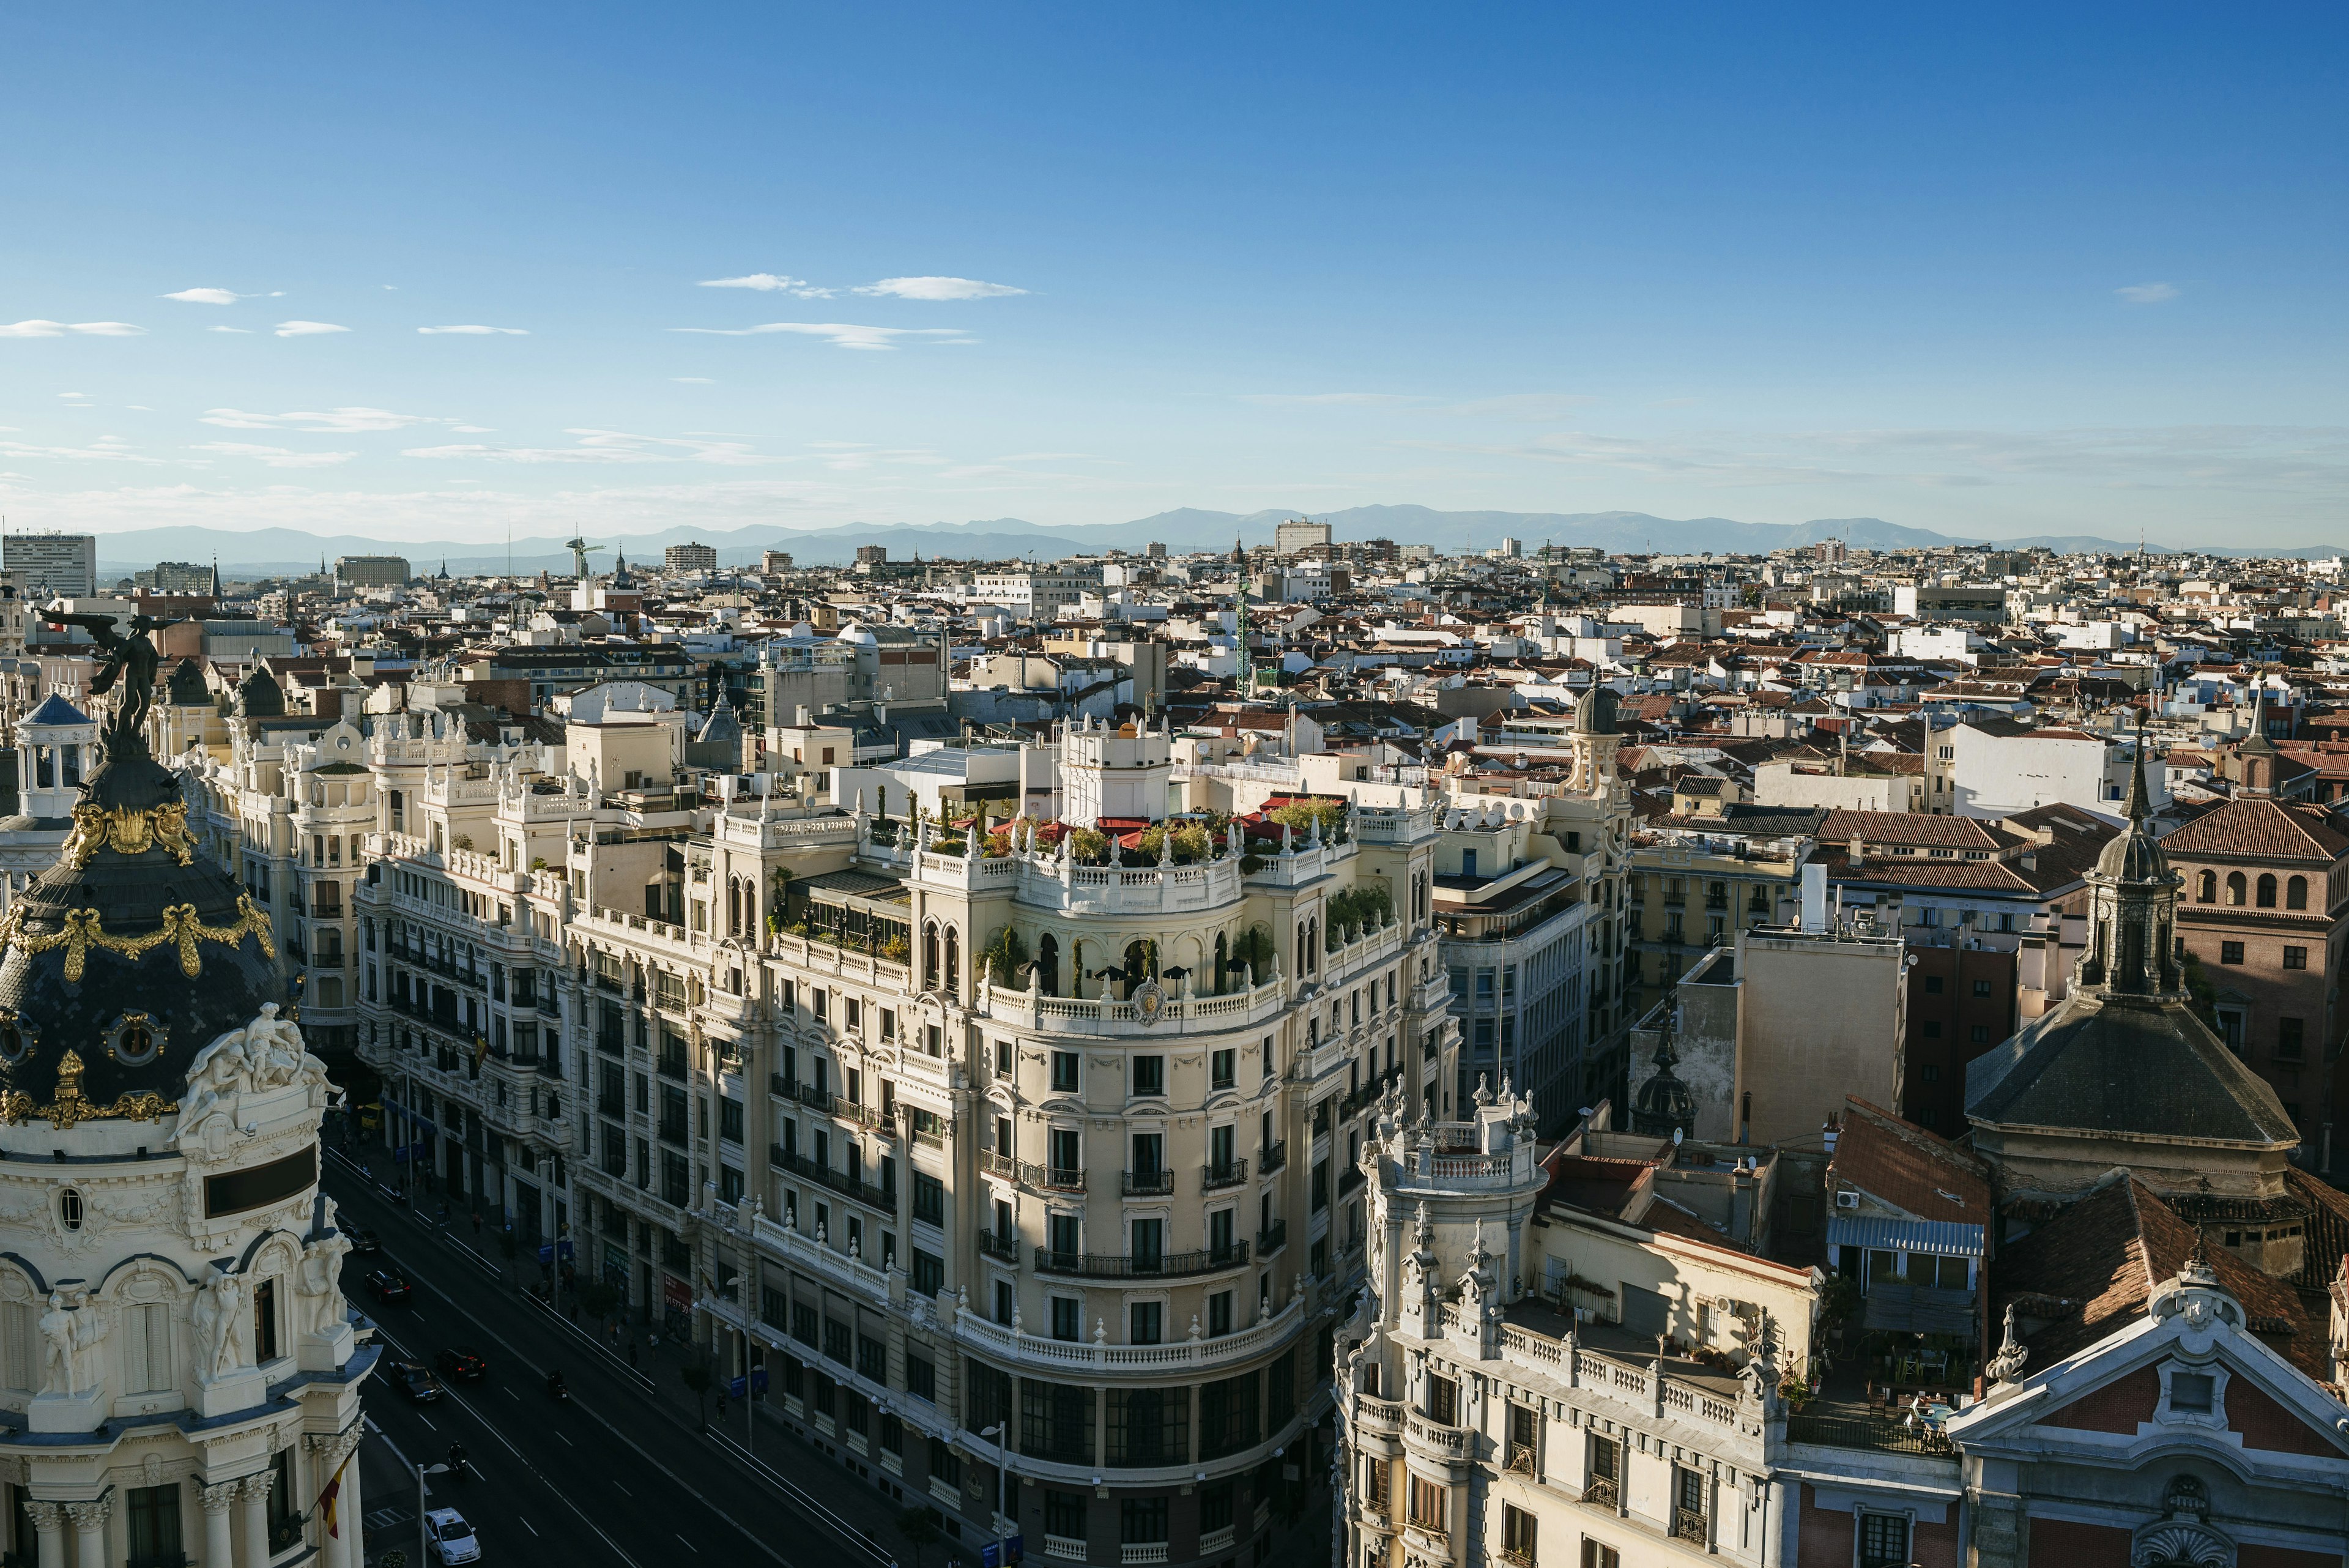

left=3, top=533, right=97, bottom=599
left=187, top=687, right=1464, bottom=1567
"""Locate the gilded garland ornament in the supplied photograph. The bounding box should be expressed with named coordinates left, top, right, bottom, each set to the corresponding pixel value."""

left=0, top=895, right=275, bottom=983
left=0, top=1050, right=176, bottom=1129
left=58, top=801, right=197, bottom=870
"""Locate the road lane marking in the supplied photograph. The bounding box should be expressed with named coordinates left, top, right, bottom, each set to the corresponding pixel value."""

left=558, top=1434, right=573, bottom=1446
left=332, top=1176, right=802, bottom=1568
left=675, top=1539, right=697, bottom=1553
left=521, top=1520, right=538, bottom=1538
left=417, top=1415, right=437, bottom=1431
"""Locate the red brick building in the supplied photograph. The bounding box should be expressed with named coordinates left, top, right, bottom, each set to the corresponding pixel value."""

left=2162, top=732, right=2349, bottom=1164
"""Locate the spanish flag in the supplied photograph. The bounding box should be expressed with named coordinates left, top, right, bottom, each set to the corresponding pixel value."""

left=473, top=1034, right=490, bottom=1066
left=314, top=1449, right=353, bottom=1540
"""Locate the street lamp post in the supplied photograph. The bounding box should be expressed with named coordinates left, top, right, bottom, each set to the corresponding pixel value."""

left=414, top=1462, right=450, bottom=1568
left=981, top=1423, right=1011, bottom=1566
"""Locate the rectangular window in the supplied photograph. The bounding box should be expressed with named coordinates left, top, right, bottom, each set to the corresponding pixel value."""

left=125, top=1302, right=172, bottom=1393
left=904, top=1353, right=936, bottom=1403
left=127, top=1484, right=183, bottom=1566
left=1045, top=1490, right=1087, bottom=1540
left=253, top=1278, right=280, bottom=1362
left=1119, top=1497, right=1168, bottom=1546
left=926, top=1436, right=962, bottom=1488
left=2284, top=945, right=2308, bottom=970
left=1105, top=1388, right=1187, bottom=1468
left=1407, top=1475, right=1447, bottom=1531
left=1051, top=1050, right=1080, bottom=1092
left=2222, top=941, right=2245, bottom=965
left=2278, top=1017, right=2306, bottom=1059
left=1051, top=1296, right=1082, bottom=1342
left=1860, top=1514, right=1911, bottom=1568
left=1132, top=1055, right=1165, bottom=1096
left=1502, top=1504, right=1537, bottom=1563
left=913, top=1172, right=944, bottom=1225
left=1425, top=1372, right=1458, bottom=1425
left=1583, top=1543, right=1621, bottom=1568
left=1211, top=1049, right=1235, bottom=1090
left=1129, top=1300, right=1162, bottom=1344
left=911, top=1249, right=943, bottom=1298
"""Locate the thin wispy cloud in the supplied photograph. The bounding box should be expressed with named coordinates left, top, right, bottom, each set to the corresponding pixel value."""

left=202, top=407, right=459, bottom=433
left=207, top=326, right=253, bottom=334
left=403, top=429, right=778, bottom=466
left=670, top=377, right=715, bottom=384
left=853, top=276, right=1024, bottom=300
left=1449, top=393, right=1603, bottom=420
left=0, top=435, right=160, bottom=463
left=671, top=322, right=971, bottom=351
left=189, top=442, right=357, bottom=469
left=1239, top=392, right=1415, bottom=407
left=273, top=321, right=349, bottom=337
left=699, top=273, right=834, bottom=297
left=2116, top=281, right=2180, bottom=306
left=0, top=320, right=146, bottom=338
left=418, top=325, right=530, bottom=335
left=163, top=288, right=283, bottom=304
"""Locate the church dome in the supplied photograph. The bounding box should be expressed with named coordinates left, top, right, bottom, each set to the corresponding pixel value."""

left=2094, top=820, right=2170, bottom=883
left=0, top=729, right=281, bottom=1119
left=166, top=655, right=210, bottom=707
left=1573, top=683, right=1620, bottom=735
left=236, top=661, right=285, bottom=718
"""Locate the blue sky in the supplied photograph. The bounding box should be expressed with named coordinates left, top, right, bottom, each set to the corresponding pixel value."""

left=1, top=4, right=2343, bottom=548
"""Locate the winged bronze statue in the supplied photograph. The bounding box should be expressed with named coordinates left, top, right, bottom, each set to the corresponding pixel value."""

left=42, top=602, right=181, bottom=745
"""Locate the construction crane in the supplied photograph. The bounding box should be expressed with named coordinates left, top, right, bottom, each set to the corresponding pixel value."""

left=563, top=538, right=609, bottom=579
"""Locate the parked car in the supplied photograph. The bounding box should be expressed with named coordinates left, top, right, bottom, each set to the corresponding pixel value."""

left=362, top=1269, right=414, bottom=1304
left=387, top=1361, right=443, bottom=1404
left=434, top=1346, right=489, bottom=1381
left=424, top=1508, right=480, bottom=1565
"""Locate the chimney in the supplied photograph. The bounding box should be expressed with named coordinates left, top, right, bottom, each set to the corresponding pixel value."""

left=1850, top=835, right=1866, bottom=868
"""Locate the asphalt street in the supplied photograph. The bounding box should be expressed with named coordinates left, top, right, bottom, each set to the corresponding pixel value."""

left=326, top=1153, right=908, bottom=1568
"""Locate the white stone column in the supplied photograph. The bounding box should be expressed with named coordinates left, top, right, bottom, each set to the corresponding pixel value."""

left=28, top=1500, right=66, bottom=1568
left=237, top=1473, right=272, bottom=1568
left=336, top=1450, right=365, bottom=1568
left=199, top=1483, right=239, bottom=1568
left=63, top=1498, right=108, bottom=1568
left=308, top=1431, right=362, bottom=1568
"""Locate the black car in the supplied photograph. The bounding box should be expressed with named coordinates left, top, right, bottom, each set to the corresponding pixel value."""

left=435, top=1347, right=489, bottom=1381
left=344, top=1225, right=382, bottom=1255
left=362, top=1269, right=414, bottom=1304
left=387, top=1361, right=444, bottom=1403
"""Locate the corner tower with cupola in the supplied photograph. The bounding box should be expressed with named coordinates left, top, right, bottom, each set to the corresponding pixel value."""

left=0, top=615, right=373, bottom=1568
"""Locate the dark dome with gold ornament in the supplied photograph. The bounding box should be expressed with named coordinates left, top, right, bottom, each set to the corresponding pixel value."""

left=0, top=614, right=280, bottom=1129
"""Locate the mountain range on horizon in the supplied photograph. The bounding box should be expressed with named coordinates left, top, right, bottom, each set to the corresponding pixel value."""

left=48, top=507, right=2347, bottom=581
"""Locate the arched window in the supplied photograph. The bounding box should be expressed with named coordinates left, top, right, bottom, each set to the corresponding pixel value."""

left=2287, top=875, right=2309, bottom=910
left=923, top=922, right=940, bottom=989
left=2197, top=870, right=2217, bottom=903
left=944, top=927, right=960, bottom=998
left=2257, top=874, right=2277, bottom=908
left=1213, top=932, right=1228, bottom=995
left=2226, top=872, right=2247, bottom=906
left=1037, top=933, right=1059, bottom=997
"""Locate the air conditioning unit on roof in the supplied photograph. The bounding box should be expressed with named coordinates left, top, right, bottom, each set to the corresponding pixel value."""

left=1833, top=1189, right=1861, bottom=1209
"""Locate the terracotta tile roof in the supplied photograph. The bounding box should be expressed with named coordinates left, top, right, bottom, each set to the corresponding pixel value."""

left=1828, top=1098, right=1991, bottom=1224
left=1818, top=810, right=2010, bottom=849
left=1989, top=1175, right=2321, bottom=1378
left=2159, top=797, right=2349, bottom=862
